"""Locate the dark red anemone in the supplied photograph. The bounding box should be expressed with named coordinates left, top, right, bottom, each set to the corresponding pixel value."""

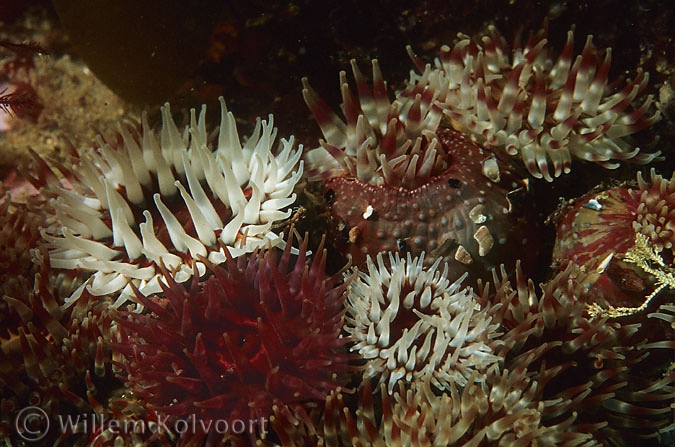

left=114, top=232, right=355, bottom=445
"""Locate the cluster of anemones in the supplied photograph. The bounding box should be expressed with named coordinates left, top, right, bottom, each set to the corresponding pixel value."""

left=478, top=260, right=675, bottom=444
left=344, top=251, right=500, bottom=394
left=113, top=232, right=354, bottom=445
left=1, top=22, right=669, bottom=447
left=0, top=250, right=143, bottom=446
left=403, top=27, right=661, bottom=181
left=330, top=247, right=672, bottom=446
left=0, top=195, right=158, bottom=446
left=38, top=97, right=303, bottom=308
left=320, top=366, right=598, bottom=447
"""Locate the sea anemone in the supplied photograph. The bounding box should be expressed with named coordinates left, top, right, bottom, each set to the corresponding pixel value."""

left=554, top=168, right=675, bottom=263
left=113, top=231, right=354, bottom=445
left=303, top=61, right=536, bottom=274
left=302, top=59, right=446, bottom=188
left=552, top=168, right=674, bottom=307
left=630, top=170, right=675, bottom=256
left=345, top=251, right=501, bottom=394
left=404, top=26, right=661, bottom=181
left=38, top=97, right=303, bottom=308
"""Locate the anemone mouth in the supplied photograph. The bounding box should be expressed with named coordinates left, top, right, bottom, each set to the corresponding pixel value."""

left=40, top=97, right=304, bottom=309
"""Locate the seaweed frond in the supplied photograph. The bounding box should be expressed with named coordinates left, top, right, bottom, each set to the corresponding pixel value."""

left=0, top=84, right=42, bottom=119
left=587, top=233, right=675, bottom=318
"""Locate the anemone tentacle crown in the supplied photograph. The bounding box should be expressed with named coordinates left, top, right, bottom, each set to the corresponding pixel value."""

left=114, top=232, right=353, bottom=445
left=40, top=97, right=303, bottom=308
left=345, top=251, right=501, bottom=394
left=403, top=27, right=661, bottom=181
